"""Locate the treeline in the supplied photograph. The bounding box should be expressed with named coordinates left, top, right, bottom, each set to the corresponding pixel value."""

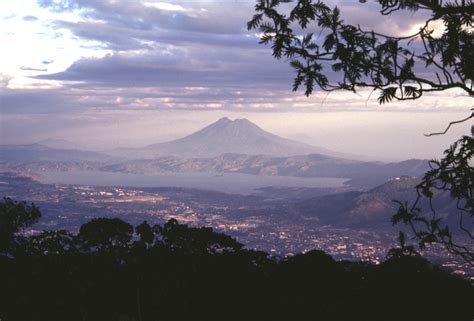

left=0, top=198, right=472, bottom=321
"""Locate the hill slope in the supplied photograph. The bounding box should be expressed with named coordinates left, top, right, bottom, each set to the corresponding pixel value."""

left=296, top=176, right=456, bottom=227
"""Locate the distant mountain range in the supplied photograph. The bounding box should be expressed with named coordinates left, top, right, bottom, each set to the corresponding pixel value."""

left=100, top=153, right=429, bottom=188
left=0, top=143, right=110, bottom=162
left=0, top=117, right=431, bottom=189
left=1, top=118, right=416, bottom=163
left=36, top=138, right=86, bottom=151
left=110, top=117, right=357, bottom=159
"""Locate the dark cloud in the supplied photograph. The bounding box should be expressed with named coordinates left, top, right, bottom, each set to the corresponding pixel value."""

left=30, top=0, right=296, bottom=111
left=52, top=19, right=259, bottom=51
left=53, top=20, right=153, bottom=51
left=36, top=46, right=294, bottom=89
left=40, top=0, right=251, bottom=35
left=23, top=15, right=39, bottom=21
left=37, top=0, right=430, bottom=48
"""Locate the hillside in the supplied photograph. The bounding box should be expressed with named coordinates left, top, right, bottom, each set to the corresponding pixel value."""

left=295, top=176, right=457, bottom=227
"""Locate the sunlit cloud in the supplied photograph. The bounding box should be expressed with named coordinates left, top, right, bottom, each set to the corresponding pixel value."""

left=143, top=2, right=188, bottom=12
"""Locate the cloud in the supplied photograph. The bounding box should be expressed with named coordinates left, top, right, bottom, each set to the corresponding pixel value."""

left=0, top=88, right=73, bottom=113
left=143, top=2, right=188, bottom=12
left=51, top=18, right=259, bottom=51
left=20, top=66, right=48, bottom=72
left=0, top=0, right=461, bottom=117
left=333, top=1, right=430, bottom=36
left=0, top=74, right=13, bottom=88
left=23, top=15, right=39, bottom=21
left=40, top=0, right=252, bottom=35
left=34, top=0, right=436, bottom=89
left=37, top=0, right=78, bottom=12
left=35, top=44, right=294, bottom=89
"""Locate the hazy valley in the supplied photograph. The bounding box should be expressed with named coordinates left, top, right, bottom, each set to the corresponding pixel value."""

left=1, top=118, right=429, bottom=189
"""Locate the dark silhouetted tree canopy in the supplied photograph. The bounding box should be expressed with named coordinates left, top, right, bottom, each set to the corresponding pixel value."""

left=157, top=218, right=244, bottom=254
left=0, top=197, right=40, bottom=252
left=79, top=217, right=133, bottom=249
left=0, top=199, right=472, bottom=320
left=135, top=220, right=155, bottom=246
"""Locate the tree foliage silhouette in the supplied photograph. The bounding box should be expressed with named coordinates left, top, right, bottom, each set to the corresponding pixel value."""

left=157, top=218, right=243, bottom=254
left=247, top=0, right=473, bottom=101
left=79, top=217, right=133, bottom=250
left=0, top=197, right=40, bottom=252
left=392, top=130, right=473, bottom=265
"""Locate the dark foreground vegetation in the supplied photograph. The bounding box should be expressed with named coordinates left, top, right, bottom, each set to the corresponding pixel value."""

left=0, top=198, right=472, bottom=321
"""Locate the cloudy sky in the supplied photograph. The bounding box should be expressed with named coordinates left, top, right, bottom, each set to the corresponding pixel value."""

left=0, top=0, right=472, bottom=160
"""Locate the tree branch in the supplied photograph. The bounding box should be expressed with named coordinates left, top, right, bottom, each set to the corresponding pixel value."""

left=424, top=109, right=474, bottom=136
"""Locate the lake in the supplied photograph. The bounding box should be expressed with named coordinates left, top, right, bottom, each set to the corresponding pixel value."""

left=38, top=170, right=348, bottom=195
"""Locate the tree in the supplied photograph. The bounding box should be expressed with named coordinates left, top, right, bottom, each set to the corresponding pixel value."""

left=135, top=220, right=155, bottom=247
left=248, top=0, right=473, bottom=264
left=248, top=0, right=473, bottom=101
left=392, top=130, right=473, bottom=264
left=78, top=217, right=133, bottom=250
left=156, top=218, right=243, bottom=255
left=0, top=197, right=41, bottom=252
left=27, top=230, right=76, bottom=256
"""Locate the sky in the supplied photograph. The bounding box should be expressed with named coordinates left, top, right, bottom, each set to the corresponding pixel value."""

left=0, top=0, right=472, bottom=160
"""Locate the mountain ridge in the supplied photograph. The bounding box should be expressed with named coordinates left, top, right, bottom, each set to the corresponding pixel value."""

left=36, top=138, right=85, bottom=150
left=0, top=143, right=110, bottom=162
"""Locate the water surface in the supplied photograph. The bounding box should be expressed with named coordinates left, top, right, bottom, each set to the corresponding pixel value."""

left=39, top=170, right=348, bottom=194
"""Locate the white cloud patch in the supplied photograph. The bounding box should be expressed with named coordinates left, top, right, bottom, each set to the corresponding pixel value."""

left=144, top=2, right=188, bottom=12
left=0, top=73, right=13, bottom=88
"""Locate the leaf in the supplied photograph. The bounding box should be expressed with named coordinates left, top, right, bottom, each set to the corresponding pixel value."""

left=247, top=14, right=263, bottom=30
left=403, top=85, right=420, bottom=98
left=323, top=34, right=335, bottom=51
left=377, top=87, right=397, bottom=104
left=290, top=59, right=304, bottom=70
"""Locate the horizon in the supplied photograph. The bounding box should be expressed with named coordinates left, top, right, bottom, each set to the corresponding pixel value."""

left=3, top=112, right=471, bottom=161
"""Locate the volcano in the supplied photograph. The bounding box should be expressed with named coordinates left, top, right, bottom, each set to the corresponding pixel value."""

left=115, top=117, right=328, bottom=158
